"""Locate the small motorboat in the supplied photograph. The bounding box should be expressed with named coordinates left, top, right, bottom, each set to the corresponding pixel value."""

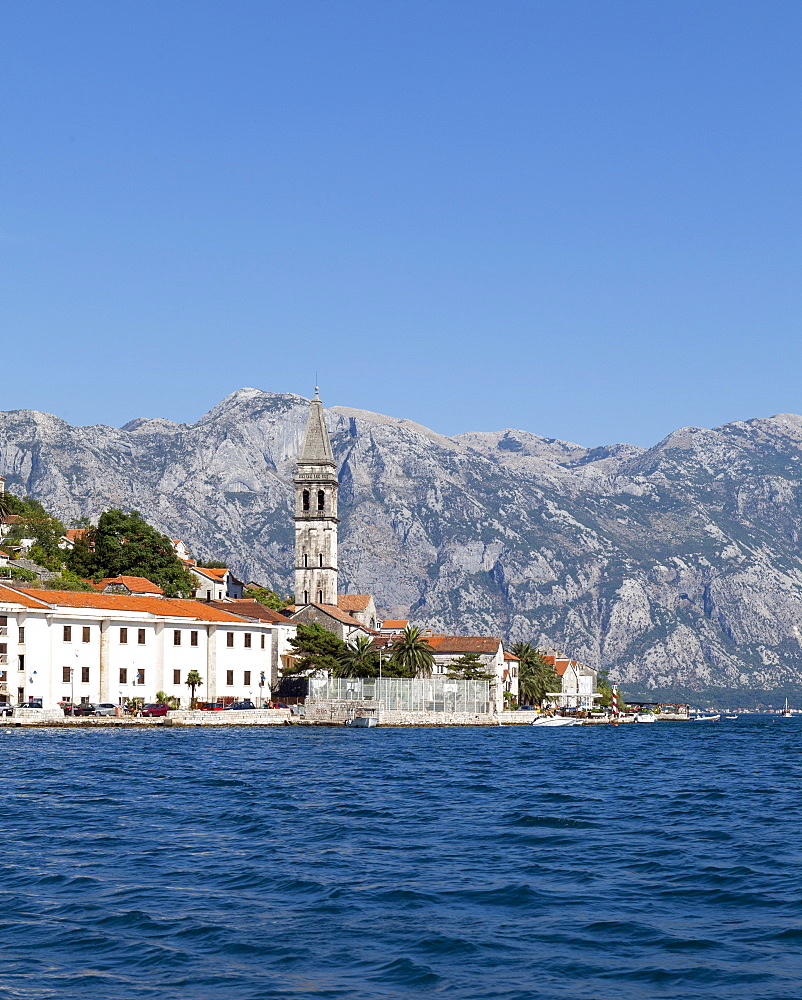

left=531, top=715, right=581, bottom=727
left=694, top=714, right=720, bottom=722
left=725, top=715, right=738, bottom=720
left=634, top=713, right=656, bottom=723
left=344, top=707, right=379, bottom=728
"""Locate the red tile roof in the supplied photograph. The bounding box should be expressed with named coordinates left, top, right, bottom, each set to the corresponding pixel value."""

left=14, top=588, right=255, bottom=622
left=209, top=600, right=295, bottom=625
left=380, top=619, right=409, bottom=628
left=64, top=528, right=88, bottom=542
left=193, top=567, right=229, bottom=581
left=337, top=595, right=373, bottom=612
left=93, top=575, right=165, bottom=595
left=0, top=583, right=53, bottom=609
left=294, top=603, right=371, bottom=630
left=430, top=636, right=503, bottom=655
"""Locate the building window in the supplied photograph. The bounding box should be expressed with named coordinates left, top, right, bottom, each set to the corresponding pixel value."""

left=80, top=696, right=90, bottom=706
left=82, top=626, right=90, bottom=643
left=137, top=670, right=145, bottom=685
left=226, top=670, right=234, bottom=686
left=18, top=687, right=24, bottom=703
left=138, top=629, right=146, bottom=645
left=244, top=633, right=251, bottom=649
left=226, top=632, right=234, bottom=648
left=63, top=626, right=72, bottom=642
left=174, top=630, right=181, bottom=645
left=318, top=590, right=323, bottom=603
left=190, top=631, right=198, bottom=647
left=0, top=643, right=5, bottom=656
left=119, top=668, right=127, bottom=684
left=62, top=666, right=71, bottom=683
left=244, top=671, right=251, bottom=685
left=261, top=635, right=265, bottom=649
left=0, top=616, right=5, bottom=626
left=206, top=590, right=211, bottom=601
left=120, top=628, right=128, bottom=644
left=173, top=669, right=181, bottom=685
left=319, top=553, right=323, bottom=567
left=18, top=655, right=24, bottom=671
left=81, top=667, right=89, bottom=683
left=302, top=490, right=310, bottom=511
left=303, top=590, right=308, bottom=604
left=317, top=490, right=325, bottom=511
left=303, top=553, right=308, bottom=567
left=18, top=627, right=25, bottom=644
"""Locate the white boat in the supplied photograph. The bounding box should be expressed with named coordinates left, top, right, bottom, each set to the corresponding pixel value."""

left=344, top=707, right=379, bottom=728
left=634, top=712, right=657, bottom=723
left=781, top=698, right=793, bottom=718
left=725, top=715, right=738, bottom=720
left=531, top=715, right=581, bottom=727
left=694, top=714, right=720, bottom=722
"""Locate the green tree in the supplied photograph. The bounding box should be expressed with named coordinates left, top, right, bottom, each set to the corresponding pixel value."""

left=387, top=626, right=435, bottom=678
left=286, top=622, right=348, bottom=675
left=513, top=643, right=560, bottom=705
left=0, top=495, right=66, bottom=559
left=197, top=560, right=228, bottom=568
left=446, top=652, right=493, bottom=680
left=335, top=635, right=378, bottom=678
left=596, top=671, right=627, bottom=712
left=244, top=585, right=293, bottom=611
left=185, top=670, right=203, bottom=708
left=66, top=509, right=197, bottom=597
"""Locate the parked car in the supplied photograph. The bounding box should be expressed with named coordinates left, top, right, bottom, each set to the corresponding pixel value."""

left=140, top=703, right=171, bottom=717
left=93, top=703, right=117, bottom=717
left=73, top=703, right=96, bottom=717
left=224, top=700, right=256, bottom=711
left=271, top=702, right=294, bottom=713
left=0, top=703, right=15, bottom=717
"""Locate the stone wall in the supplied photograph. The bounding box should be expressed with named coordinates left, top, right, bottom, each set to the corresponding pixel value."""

left=165, top=709, right=292, bottom=726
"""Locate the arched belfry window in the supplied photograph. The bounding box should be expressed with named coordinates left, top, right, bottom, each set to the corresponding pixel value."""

left=303, top=590, right=309, bottom=604
left=302, top=490, right=310, bottom=512
left=317, top=490, right=325, bottom=511
left=319, top=553, right=323, bottom=567
left=303, top=553, right=308, bottom=568
left=318, top=590, right=323, bottom=603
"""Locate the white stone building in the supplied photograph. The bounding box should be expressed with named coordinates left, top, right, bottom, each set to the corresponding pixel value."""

left=190, top=566, right=245, bottom=602
left=0, top=582, right=282, bottom=709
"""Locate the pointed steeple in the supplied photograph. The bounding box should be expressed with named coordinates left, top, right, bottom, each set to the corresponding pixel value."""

left=298, top=388, right=335, bottom=467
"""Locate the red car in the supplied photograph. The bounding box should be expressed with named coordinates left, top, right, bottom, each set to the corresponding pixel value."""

left=140, top=703, right=171, bottom=717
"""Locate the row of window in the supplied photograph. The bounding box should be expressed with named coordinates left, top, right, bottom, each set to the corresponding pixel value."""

left=60, top=626, right=264, bottom=648
left=59, top=667, right=258, bottom=687
left=302, top=553, right=325, bottom=567
left=0, top=628, right=24, bottom=643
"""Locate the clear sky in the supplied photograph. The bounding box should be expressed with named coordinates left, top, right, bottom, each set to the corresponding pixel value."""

left=2, top=1, right=800, bottom=447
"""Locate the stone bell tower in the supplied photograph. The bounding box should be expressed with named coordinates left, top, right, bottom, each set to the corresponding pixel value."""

left=294, top=389, right=339, bottom=606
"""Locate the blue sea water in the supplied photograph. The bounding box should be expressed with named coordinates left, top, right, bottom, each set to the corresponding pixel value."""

left=0, top=719, right=800, bottom=1000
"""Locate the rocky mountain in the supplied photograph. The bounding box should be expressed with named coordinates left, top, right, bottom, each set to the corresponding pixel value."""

left=2, top=389, right=802, bottom=705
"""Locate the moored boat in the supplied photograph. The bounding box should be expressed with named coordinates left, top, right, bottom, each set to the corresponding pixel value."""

left=531, top=715, right=581, bottom=727
left=634, top=712, right=656, bottom=723
left=694, top=714, right=720, bottom=722
left=344, top=707, right=379, bottom=728
left=781, top=698, right=793, bottom=718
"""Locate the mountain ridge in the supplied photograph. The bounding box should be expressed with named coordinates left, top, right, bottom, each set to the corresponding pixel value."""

left=2, top=389, right=802, bottom=705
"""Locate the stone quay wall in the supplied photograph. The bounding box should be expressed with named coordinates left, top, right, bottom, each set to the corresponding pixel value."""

left=302, top=700, right=536, bottom=726
left=165, top=709, right=292, bottom=726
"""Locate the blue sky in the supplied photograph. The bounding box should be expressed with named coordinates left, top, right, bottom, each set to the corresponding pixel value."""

left=2, top=1, right=800, bottom=447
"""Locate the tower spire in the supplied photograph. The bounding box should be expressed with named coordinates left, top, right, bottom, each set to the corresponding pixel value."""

left=294, top=391, right=339, bottom=607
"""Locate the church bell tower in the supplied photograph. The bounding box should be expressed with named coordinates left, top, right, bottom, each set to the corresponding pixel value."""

left=294, top=389, right=339, bottom=606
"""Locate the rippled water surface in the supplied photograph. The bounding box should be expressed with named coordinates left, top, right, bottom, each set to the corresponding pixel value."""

left=1, top=719, right=800, bottom=999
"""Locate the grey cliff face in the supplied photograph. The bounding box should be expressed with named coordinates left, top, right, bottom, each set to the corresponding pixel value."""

left=2, top=390, right=802, bottom=702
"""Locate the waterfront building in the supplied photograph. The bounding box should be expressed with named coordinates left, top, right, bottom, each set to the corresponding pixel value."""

left=0, top=582, right=279, bottom=709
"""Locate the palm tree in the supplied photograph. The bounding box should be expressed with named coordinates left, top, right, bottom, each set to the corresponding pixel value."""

left=389, top=626, right=435, bottom=678
left=185, top=669, right=203, bottom=708
left=512, top=642, right=555, bottom=706
left=335, top=635, right=378, bottom=678
left=0, top=491, right=11, bottom=522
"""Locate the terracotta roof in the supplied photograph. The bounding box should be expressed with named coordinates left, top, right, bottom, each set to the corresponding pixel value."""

left=504, top=652, right=520, bottom=661
left=208, top=600, right=295, bottom=625
left=64, top=528, right=88, bottom=542
left=380, top=619, right=408, bottom=628
left=293, top=603, right=370, bottom=630
left=0, top=583, right=53, bottom=609
left=14, top=588, right=256, bottom=622
left=93, top=575, right=164, bottom=595
left=193, top=567, right=229, bottom=581
left=430, top=636, right=503, bottom=655
left=542, top=654, right=577, bottom=676
left=337, top=595, right=372, bottom=612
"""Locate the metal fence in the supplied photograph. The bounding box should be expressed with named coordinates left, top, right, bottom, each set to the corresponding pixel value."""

left=308, top=675, right=492, bottom=714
